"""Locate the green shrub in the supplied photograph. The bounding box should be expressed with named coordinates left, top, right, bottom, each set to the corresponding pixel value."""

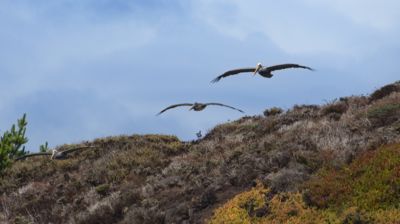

left=39, top=141, right=49, bottom=152
left=0, top=114, right=29, bottom=174
left=264, top=107, right=284, bottom=117
left=304, top=143, right=400, bottom=211
left=367, top=103, right=400, bottom=127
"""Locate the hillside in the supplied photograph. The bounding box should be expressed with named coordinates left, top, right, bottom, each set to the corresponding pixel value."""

left=1, top=81, right=400, bottom=224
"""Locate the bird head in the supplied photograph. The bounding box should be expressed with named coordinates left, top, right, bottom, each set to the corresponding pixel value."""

left=254, top=63, right=262, bottom=75
left=189, top=103, right=196, bottom=110
left=51, top=149, right=57, bottom=159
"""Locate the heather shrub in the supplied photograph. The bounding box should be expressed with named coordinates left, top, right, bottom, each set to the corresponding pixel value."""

left=264, top=107, right=283, bottom=117
left=320, top=101, right=348, bottom=120
left=367, top=103, right=400, bottom=127
left=370, top=82, right=400, bottom=102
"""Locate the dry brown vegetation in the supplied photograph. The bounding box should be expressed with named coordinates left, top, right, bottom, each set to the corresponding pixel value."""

left=0, top=81, right=399, bottom=223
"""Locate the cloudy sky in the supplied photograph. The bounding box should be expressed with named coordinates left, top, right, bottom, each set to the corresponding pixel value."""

left=1, top=0, right=399, bottom=150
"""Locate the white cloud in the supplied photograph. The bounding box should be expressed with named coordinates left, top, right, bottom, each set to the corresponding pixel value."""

left=0, top=2, right=157, bottom=71
left=305, top=0, right=400, bottom=31
left=187, top=0, right=400, bottom=55
left=0, top=1, right=157, bottom=110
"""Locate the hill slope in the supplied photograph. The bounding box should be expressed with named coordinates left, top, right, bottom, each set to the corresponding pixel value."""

left=1, top=81, right=400, bottom=224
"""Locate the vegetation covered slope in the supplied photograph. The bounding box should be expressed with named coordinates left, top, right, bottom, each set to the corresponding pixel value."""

left=0, top=81, right=399, bottom=223
left=209, top=143, right=400, bottom=224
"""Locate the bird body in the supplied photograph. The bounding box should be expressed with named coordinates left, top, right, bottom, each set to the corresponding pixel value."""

left=190, top=103, right=208, bottom=111
left=51, top=149, right=68, bottom=160
left=211, top=63, right=313, bottom=83
left=157, top=102, right=244, bottom=115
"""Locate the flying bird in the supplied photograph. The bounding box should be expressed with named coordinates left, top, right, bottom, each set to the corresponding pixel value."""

left=157, top=102, right=244, bottom=115
left=14, top=146, right=96, bottom=161
left=211, top=63, right=313, bottom=83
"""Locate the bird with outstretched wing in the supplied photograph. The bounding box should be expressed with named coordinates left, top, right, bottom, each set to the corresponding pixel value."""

left=212, top=63, right=313, bottom=83
left=15, top=146, right=96, bottom=161
left=157, top=102, right=244, bottom=115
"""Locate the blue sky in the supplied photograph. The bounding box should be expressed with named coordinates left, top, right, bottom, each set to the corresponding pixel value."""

left=1, top=0, right=399, bottom=151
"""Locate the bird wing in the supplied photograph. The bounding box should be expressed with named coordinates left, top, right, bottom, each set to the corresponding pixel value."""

left=59, top=146, right=96, bottom=155
left=265, top=64, right=314, bottom=73
left=157, top=103, right=194, bottom=115
left=205, top=103, right=244, bottom=113
left=14, top=152, right=52, bottom=161
left=211, top=68, right=256, bottom=83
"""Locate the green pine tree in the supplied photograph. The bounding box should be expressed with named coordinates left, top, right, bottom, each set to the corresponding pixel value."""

left=0, top=114, right=29, bottom=174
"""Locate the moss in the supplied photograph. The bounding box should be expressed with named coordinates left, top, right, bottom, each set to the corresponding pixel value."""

left=95, top=183, right=110, bottom=196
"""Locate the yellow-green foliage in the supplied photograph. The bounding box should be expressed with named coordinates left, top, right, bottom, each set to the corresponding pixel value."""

left=264, top=193, right=338, bottom=224
left=209, top=184, right=339, bottom=224
left=306, top=143, right=400, bottom=211
left=372, top=209, right=400, bottom=223
left=210, top=144, right=400, bottom=224
left=209, top=182, right=268, bottom=224
left=304, top=143, right=400, bottom=223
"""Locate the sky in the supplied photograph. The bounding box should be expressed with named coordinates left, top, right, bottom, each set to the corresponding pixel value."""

left=1, top=0, right=399, bottom=151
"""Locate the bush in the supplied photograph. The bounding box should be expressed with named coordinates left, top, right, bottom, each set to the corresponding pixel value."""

left=370, top=83, right=400, bottom=102
left=304, top=143, right=400, bottom=211
left=209, top=182, right=269, bottom=224
left=264, top=107, right=283, bottom=117
left=320, top=101, right=348, bottom=120
left=208, top=183, right=339, bottom=224
left=0, top=114, right=29, bottom=174
left=367, top=103, right=400, bottom=127
left=210, top=144, right=400, bottom=224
